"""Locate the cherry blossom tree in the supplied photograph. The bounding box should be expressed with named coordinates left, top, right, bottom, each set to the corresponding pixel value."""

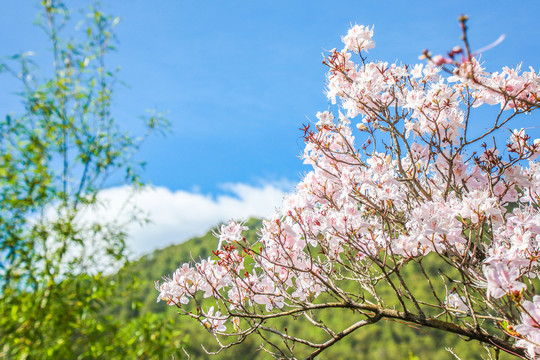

left=157, top=16, right=540, bottom=359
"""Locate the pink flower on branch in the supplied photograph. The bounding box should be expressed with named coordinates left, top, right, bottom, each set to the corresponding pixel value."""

left=483, top=262, right=526, bottom=299
left=156, top=19, right=540, bottom=359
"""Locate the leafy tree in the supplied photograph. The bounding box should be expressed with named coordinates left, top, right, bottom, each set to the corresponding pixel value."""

left=0, top=1, right=169, bottom=358
left=157, top=17, right=540, bottom=359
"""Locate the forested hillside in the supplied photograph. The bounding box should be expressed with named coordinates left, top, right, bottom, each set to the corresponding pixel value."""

left=113, top=219, right=513, bottom=360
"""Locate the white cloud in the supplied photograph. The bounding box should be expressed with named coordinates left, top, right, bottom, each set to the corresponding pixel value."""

left=91, top=182, right=293, bottom=258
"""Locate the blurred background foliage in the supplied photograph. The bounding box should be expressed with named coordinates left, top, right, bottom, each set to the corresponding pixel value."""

left=0, top=0, right=170, bottom=358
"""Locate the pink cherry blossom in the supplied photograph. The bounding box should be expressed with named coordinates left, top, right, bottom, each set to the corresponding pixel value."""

left=156, top=22, right=540, bottom=359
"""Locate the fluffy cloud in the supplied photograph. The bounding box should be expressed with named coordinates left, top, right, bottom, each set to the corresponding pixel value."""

left=89, top=182, right=292, bottom=258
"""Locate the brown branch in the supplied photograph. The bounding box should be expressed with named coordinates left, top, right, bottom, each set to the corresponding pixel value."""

left=231, top=302, right=527, bottom=358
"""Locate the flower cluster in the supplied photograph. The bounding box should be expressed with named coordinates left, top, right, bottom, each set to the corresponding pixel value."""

left=157, top=23, right=540, bottom=358
left=517, top=297, right=540, bottom=358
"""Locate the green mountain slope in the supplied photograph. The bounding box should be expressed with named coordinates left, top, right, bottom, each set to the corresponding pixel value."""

left=113, top=218, right=513, bottom=360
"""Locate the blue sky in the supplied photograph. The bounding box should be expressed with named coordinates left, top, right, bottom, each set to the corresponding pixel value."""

left=2, top=0, right=540, bottom=254
left=3, top=0, right=540, bottom=193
